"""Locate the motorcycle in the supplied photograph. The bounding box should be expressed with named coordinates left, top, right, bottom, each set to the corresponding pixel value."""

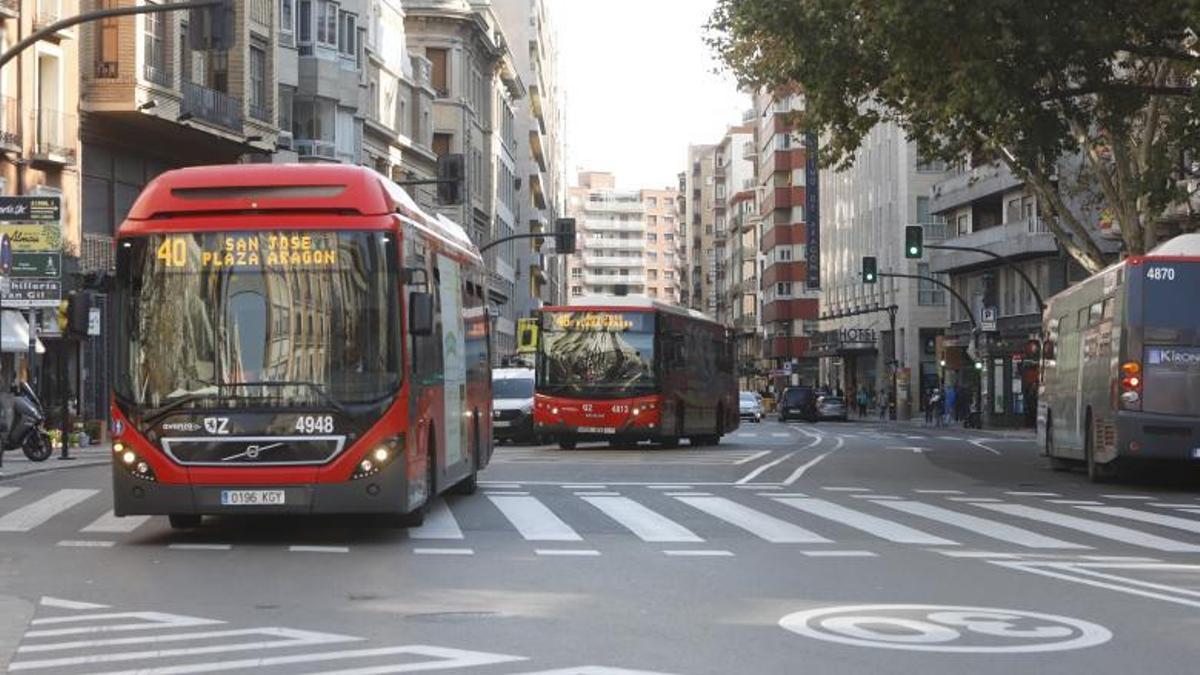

left=0, top=382, right=53, bottom=462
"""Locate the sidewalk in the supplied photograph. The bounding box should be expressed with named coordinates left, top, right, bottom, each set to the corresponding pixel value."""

left=0, top=444, right=111, bottom=481
left=845, top=413, right=1037, bottom=440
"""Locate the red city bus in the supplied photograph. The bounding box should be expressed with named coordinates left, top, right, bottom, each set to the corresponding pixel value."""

left=110, top=164, right=492, bottom=528
left=534, top=297, right=738, bottom=449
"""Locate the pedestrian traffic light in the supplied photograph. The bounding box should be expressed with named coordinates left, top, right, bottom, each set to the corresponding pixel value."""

left=862, top=256, right=877, bottom=284
left=66, top=292, right=93, bottom=337
left=436, top=153, right=465, bottom=206
left=555, top=218, right=576, bottom=255
left=904, top=225, right=924, bottom=259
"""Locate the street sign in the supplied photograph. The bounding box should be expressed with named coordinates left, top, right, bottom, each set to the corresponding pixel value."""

left=10, top=252, right=60, bottom=277
left=981, top=306, right=997, bottom=332
left=0, top=196, right=61, bottom=223
left=0, top=278, right=62, bottom=307
left=87, top=307, right=102, bottom=336
left=0, top=225, right=62, bottom=252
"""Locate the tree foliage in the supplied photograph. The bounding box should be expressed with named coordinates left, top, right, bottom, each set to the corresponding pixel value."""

left=707, top=0, right=1200, bottom=272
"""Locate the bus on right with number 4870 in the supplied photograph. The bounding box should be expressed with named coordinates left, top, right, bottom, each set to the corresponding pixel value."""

left=1038, top=232, right=1200, bottom=482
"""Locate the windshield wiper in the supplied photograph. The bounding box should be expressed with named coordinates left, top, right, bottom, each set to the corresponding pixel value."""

left=230, top=380, right=348, bottom=414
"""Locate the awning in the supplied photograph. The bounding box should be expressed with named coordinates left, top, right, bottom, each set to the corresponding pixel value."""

left=2, top=310, right=47, bottom=354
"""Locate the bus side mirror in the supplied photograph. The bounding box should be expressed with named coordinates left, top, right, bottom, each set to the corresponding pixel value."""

left=409, top=292, right=434, bottom=336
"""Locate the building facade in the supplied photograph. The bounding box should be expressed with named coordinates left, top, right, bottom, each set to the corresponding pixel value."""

left=566, top=171, right=678, bottom=302
left=683, top=143, right=715, bottom=313
left=754, top=90, right=819, bottom=388
left=403, top=0, right=524, bottom=356
left=817, top=122, right=951, bottom=419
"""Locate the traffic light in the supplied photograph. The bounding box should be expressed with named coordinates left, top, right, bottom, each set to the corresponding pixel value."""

left=436, top=153, right=465, bottom=205
left=904, top=225, right=924, bottom=259
left=862, top=256, right=877, bottom=284
left=555, top=218, right=576, bottom=255
left=189, top=0, right=236, bottom=51
left=66, top=292, right=93, bottom=337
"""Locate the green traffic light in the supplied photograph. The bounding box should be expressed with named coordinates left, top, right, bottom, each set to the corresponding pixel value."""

left=909, top=246, right=919, bottom=256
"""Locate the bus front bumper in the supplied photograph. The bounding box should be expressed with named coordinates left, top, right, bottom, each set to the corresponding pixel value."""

left=111, top=459, right=413, bottom=516
left=1116, top=411, right=1200, bottom=462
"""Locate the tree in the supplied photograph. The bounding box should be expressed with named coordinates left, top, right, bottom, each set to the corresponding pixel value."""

left=707, top=0, right=1200, bottom=273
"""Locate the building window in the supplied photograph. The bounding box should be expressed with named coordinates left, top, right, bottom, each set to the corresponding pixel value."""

left=248, top=45, right=268, bottom=121
left=917, top=263, right=946, bottom=306
left=571, top=268, right=581, bottom=278
left=427, top=47, right=449, bottom=96
left=776, top=282, right=792, bottom=296
left=280, top=0, right=295, bottom=34
left=316, top=0, right=338, bottom=48
left=278, top=86, right=294, bottom=139
left=571, top=286, right=582, bottom=297
left=956, top=213, right=969, bottom=236
left=96, top=0, right=119, bottom=78
left=143, top=5, right=170, bottom=86
left=432, top=132, right=451, bottom=157
left=646, top=233, right=657, bottom=243
left=777, top=248, right=792, bottom=262
left=298, top=0, right=312, bottom=42
left=337, top=10, right=356, bottom=57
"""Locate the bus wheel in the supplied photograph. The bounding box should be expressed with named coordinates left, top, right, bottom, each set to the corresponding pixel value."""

left=558, top=438, right=576, bottom=450
left=168, top=514, right=202, bottom=530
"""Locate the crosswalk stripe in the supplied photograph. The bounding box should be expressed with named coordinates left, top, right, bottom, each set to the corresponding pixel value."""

left=973, top=503, right=1200, bottom=552
left=676, top=496, right=829, bottom=543
left=81, top=510, right=150, bottom=534
left=1074, top=505, right=1200, bottom=535
left=770, top=432, right=790, bottom=438
left=581, top=496, right=702, bottom=542
left=877, top=500, right=1088, bottom=549
left=0, top=486, right=20, bottom=500
left=775, top=497, right=959, bottom=546
left=487, top=495, right=581, bottom=541
left=407, top=500, right=463, bottom=540
left=0, top=489, right=98, bottom=532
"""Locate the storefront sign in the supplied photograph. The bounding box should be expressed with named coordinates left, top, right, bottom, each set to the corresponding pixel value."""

left=804, top=132, right=820, bottom=290
left=0, top=196, right=61, bottom=223
left=811, top=327, right=879, bottom=355
left=0, top=278, right=62, bottom=308
left=0, top=225, right=62, bottom=252
left=10, top=252, right=60, bottom=277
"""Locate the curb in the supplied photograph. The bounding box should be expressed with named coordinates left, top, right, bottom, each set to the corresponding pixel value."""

left=0, top=458, right=109, bottom=482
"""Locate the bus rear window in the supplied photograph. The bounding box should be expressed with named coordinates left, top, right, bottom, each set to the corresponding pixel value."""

left=1141, top=261, right=1200, bottom=332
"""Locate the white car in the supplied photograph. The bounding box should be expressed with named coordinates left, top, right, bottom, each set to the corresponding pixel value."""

left=492, top=367, right=536, bottom=443
left=738, top=391, right=764, bottom=423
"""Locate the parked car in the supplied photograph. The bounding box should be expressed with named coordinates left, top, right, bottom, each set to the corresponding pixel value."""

left=777, top=386, right=818, bottom=422
left=816, top=395, right=849, bottom=422
left=492, top=367, right=536, bottom=443
left=739, top=391, right=764, bottom=423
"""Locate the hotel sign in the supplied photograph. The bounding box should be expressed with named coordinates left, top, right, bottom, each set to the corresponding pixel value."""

left=804, top=133, right=820, bottom=290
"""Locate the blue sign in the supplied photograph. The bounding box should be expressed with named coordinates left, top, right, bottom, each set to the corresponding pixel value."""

left=804, top=133, right=821, bottom=290
left=0, top=233, right=11, bottom=276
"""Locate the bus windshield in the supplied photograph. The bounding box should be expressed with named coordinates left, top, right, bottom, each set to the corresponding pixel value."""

left=114, top=231, right=401, bottom=416
left=539, top=310, right=657, bottom=397
left=1140, top=260, right=1200, bottom=415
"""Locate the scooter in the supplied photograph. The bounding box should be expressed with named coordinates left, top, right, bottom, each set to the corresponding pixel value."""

left=0, top=382, right=53, bottom=462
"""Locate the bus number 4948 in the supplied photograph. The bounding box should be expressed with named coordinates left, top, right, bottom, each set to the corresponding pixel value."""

left=1146, top=266, right=1175, bottom=281
left=295, top=416, right=334, bottom=434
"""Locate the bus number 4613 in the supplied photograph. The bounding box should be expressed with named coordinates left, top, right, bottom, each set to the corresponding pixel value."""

left=1146, top=266, right=1175, bottom=281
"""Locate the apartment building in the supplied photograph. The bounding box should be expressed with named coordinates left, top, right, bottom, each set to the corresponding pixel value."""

left=494, top=0, right=565, bottom=320
left=817, top=122, right=951, bottom=419
left=1, top=0, right=83, bottom=414
left=754, top=90, right=819, bottom=388
left=683, top=143, right=715, bottom=313
left=403, top=0, right=525, bottom=355
left=674, top=171, right=689, bottom=307
left=566, top=171, right=678, bottom=302
left=928, top=161, right=1112, bottom=427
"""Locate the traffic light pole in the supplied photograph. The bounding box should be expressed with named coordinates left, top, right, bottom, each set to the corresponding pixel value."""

left=925, top=243, right=1045, bottom=313
left=478, top=232, right=570, bottom=255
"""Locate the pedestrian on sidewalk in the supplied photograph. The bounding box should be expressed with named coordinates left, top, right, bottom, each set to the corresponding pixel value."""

left=856, top=386, right=868, bottom=417
left=878, top=389, right=889, bottom=420
left=944, top=385, right=957, bottom=426
left=924, top=389, right=935, bottom=425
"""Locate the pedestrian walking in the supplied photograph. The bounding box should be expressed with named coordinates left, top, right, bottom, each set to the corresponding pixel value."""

left=856, top=387, right=868, bottom=417
left=944, top=385, right=957, bottom=426
left=878, top=389, right=889, bottom=420
left=924, top=389, right=935, bottom=425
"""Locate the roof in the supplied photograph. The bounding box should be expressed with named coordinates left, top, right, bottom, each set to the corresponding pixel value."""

left=1148, top=232, right=1200, bottom=256
left=544, top=295, right=718, bottom=323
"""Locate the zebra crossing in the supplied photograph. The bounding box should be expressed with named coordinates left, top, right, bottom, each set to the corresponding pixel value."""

left=1, top=481, right=1199, bottom=556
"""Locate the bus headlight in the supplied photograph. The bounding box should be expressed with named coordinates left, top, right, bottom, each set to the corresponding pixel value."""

left=631, top=407, right=641, bottom=416
left=351, top=435, right=403, bottom=480
left=115, top=448, right=156, bottom=482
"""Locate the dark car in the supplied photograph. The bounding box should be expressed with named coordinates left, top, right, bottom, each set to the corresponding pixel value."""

left=777, top=386, right=818, bottom=422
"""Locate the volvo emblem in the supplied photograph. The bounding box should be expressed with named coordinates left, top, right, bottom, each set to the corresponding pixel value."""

left=222, top=442, right=283, bottom=462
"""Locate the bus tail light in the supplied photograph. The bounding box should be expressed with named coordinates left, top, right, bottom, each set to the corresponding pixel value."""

left=1120, top=361, right=1142, bottom=408
left=351, top=435, right=404, bottom=480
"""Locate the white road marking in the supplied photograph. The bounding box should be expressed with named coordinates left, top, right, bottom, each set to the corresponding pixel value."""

left=488, top=495, right=582, bottom=541
left=853, top=495, right=902, bottom=500
left=1149, top=503, right=1200, bottom=509
left=0, top=489, right=99, bottom=532
left=974, top=503, right=1200, bottom=552
left=1075, top=505, right=1200, bottom=534
left=914, top=489, right=964, bottom=495
left=288, top=546, right=349, bottom=553
left=413, top=548, right=474, bottom=555
left=664, top=492, right=712, bottom=497
left=573, top=491, right=621, bottom=497
left=57, top=540, right=116, bottom=548
left=1006, top=491, right=1061, bottom=497
left=752, top=486, right=783, bottom=490
left=994, top=561, right=1200, bottom=611
left=80, top=511, right=150, bottom=534
left=782, top=437, right=844, bottom=485
left=484, top=491, right=531, bottom=496
left=0, top=486, right=19, bottom=500
left=167, top=544, right=232, bottom=551
left=947, top=497, right=1003, bottom=503
left=39, top=597, right=109, bottom=610
left=937, top=551, right=1022, bottom=559
left=535, top=549, right=601, bottom=557
left=821, top=487, right=870, bottom=492
left=1081, top=555, right=1162, bottom=562
left=83, top=645, right=525, bottom=675
left=775, top=498, right=959, bottom=546
left=734, top=450, right=771, bottom=465
left=25, top=611, right=223, bottom=638
left=582, top=496, right=702, bottom=542
left=768, top=493, right=809, bottom=497
left=968, top=439, right=1002, bottom=455
left=407, top=499, right=464, bottom=540
left=647, top=485, right=691, bottom=490
left=478, top=482, right=523, bottom=488
left=676, top=496, right=830, bottom=543
left=734, top=452, right=793, bottom=484
left=1101, top=494, right=1153, bottom=500
left=1048, top=500, right=1104, bottom=505
left=878, top=500, right=1087, bottom=549
left=800, top=550, right=877, bottom=558
left=562, top=485, right=607, bottom=490
left=663, top=550, right=733, bottom=557
left=15, top=627, right=356, bottom=654
left=770, top=432, right=790, bottom=438
left=737, top=432, right=760, bottom=438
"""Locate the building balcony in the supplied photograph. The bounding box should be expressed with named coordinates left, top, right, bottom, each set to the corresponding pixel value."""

left=529, top=172, right=547, bottom=210
left=762, top=297, right=819, bottom=324
left=181, top=81, right=243, bottom=132
left=0, top=96, right=20, bottom=153
left=529, top=126, right=548, bottom=172
left=929, top=162, right=1023, bottom=214
left=929, top=217, right=1057, bottom=274
left=734, top=314, right=759, bottom=334
left=94, top=61, right=119, bottom=79
left=773, top=185, right=805, bottom=209
left=143, top=62, right=172, bottom=89
left=581, top=254, right=644, bottom=267
left=583, top=218, right=644, bottom=232
left=766, top=336, right=811, bottom=360
left=917, top=220, right=949, bottom=242
left=294, top=139, right=338, bottom=161
left=529, top=84, right=547, bottom=133
left=30, top=108, right=76, bottom=166
left=0, top=0, right=19, bottom=19
left=584, top=273, right=645, bottom=286
left=583, top=199, right=643, bottom=214
left=741, top=141, right=755, bottom=160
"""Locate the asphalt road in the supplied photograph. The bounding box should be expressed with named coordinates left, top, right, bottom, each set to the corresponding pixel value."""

left=1, top=418, right=1198, bottom=674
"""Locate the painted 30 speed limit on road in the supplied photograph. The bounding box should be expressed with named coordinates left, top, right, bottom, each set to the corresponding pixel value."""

left=779, top=604, right=1112, bottom=654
